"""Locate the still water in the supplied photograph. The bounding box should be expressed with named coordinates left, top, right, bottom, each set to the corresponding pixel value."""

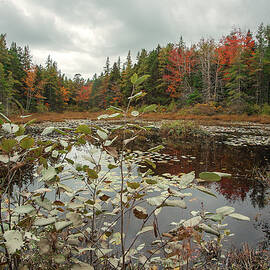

left=23, top=123, right=270, bottom=250
left=64, top=133, right=270, bottom=249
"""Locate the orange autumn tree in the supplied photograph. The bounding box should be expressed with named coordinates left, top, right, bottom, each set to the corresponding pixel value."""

left=24, top=65, right=46, bottom=111
left=60, top=86, right=71, bottom=106
left=76, top=83, right=92, bottom=109
left=164, top=45, right=196, bottom=99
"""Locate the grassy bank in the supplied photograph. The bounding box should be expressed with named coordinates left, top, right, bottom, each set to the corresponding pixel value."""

left=10, top=110, right=270, bottom=125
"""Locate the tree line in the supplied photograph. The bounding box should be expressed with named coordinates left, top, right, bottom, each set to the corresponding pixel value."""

left=0, top=23, right=270, bottom=115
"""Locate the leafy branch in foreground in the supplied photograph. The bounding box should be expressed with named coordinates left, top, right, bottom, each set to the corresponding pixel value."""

left=0, top=74, right=251, bottom=270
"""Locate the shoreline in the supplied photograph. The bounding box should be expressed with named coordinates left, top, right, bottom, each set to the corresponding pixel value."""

left=9, top=111, right=270, bottom=125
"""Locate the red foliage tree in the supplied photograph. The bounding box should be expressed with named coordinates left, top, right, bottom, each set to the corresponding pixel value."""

left=216, top=29, right=255, bottom=76
left=76, top=83, right=92, bottom=107
left=164, top=47, right=196, bottom=98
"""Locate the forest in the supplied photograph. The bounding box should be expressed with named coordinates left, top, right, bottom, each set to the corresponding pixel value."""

left=0, top=23, right=270, bottom=116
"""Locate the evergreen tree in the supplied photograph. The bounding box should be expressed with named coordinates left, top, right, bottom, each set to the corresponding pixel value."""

left=120, top=50, right=133, bottom=105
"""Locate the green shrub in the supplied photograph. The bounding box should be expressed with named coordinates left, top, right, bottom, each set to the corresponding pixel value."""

left=261, top=103, right=270, bottom=115
left=167, top=100, right=177, bottom=112
left=35, top=103, right=49, bottom=113
left=244, top=103, right=261, bottom=115
left=186, top=89, right=202, bottom=105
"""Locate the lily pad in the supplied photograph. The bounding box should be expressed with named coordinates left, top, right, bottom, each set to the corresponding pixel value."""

left=199, top=172, right=221, bottom=182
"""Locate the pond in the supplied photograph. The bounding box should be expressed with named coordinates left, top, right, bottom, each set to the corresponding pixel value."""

left=27, top=120, right=270, bottom=251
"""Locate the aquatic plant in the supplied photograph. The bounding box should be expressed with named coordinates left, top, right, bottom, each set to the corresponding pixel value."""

left=0, top=75, right=251, bottom=269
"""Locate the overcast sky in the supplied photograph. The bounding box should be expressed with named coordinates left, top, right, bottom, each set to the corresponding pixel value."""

left=0, top=0, right=270, bottom=79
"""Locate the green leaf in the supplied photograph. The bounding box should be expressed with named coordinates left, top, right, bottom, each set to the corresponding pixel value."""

left=164, top=199, right=187, bottom=209
left=198, top=223, right=220, bottom=236
left=97, top=114, right=109, bottom=120
left=148, top=145, right=164, bottom=152
left=145, top=178, right=157, bottom=185
left=57, top=183, right=74, bottom=193
left=183, top=216, right=202, bottom=228
left=0, top=154, right=9, bottom=163
left=128, top=91, right=146, bottom=100
left=133, top=206, right=148, bottom=219
left=143, top=104, right=158, bottom=113
left=55, top=220, right=73, bottom=231
left=4, top=230, right=23, bottom=254
left=97, top=130, right=108, bottom=140
left=130, top=73, right=138, bottom=84
left=134, top=74, right=150, bottom=86
left=107, top=106, right=124, bottom=112
left=216, top=206, right=235, bottom=216
left=34, top=217, right=56, bottom=226
left=2, top=123, right=19, bottom=133
left=136, top=225, right=153, bottom=236
left=1, top=138, right=17, bottom=152
left=34, top=197, right=52, bottom=211
left=40, top=167, right=57, bottom=182
left=55, top=128, right=68, bottom=136
left=123, top=136, right=137, bottom=146
left=41, top=127, right=55, bottom=136
left=127, top=181, right=140, bottom=189
left=228, top=213, right=250, bottom=221
left=15, top=125, right=25, bottom=136
left=0, top=112, right=11, bottom=123
left=86, top=168, right=98, bottom=179
left=108, top=113, right=122, bottom=118
left=13, top=205, right=35, bottom=214
left=108, top=164, right=118, bottom=170
left=109, top=232, right=122, bottom=245
left=143, top=159, right=156, bottom=169
left=76, top=125, right=91, bottom=135
left=65, top=158, right=74, bottom=165
left=66, top=212, right=83, bottom=226
left=207, top=213, right=223, bottom=222
left=199, top=172, right=221, bottom=182
left=52, top=150, right=59, bottom=158
left=146, top=196, right=164, bottom=206
left=212, top=172, right=232, bottom=178
left=131, top=110, right=139, bottom=117
left=20, top=137, right=35, bottom=149
left=179, top=171, right=195, bottom=188
left=60, top=140, right=69, bottom=148
left=23, top=118, right=36, bottom=126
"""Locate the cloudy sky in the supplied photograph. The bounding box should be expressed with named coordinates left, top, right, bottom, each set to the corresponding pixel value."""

left=0, top=0, right=269, bottom=79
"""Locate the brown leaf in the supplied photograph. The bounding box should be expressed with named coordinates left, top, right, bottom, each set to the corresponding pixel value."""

left=153, top=220, right=158, bottom=238
left=104, top=146, right=118, bottom=158
left=53, top=200, right=65, bottom=206
left=133, top=206, right=148, bottom=219
left=100, top=194, right=110, bottom=201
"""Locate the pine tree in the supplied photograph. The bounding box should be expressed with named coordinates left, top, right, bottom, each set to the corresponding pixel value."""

left=120, top=51, right=133, bottom=105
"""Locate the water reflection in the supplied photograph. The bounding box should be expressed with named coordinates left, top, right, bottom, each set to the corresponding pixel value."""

left=147, top=137, right=270, bottom=206
left=135, top=136, right=270, bottom=248
left=12, top=133, right=270, bottom=250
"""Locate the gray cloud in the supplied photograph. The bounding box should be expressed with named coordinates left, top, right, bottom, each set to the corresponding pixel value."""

left=0, top=0, right=269, bottom=78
